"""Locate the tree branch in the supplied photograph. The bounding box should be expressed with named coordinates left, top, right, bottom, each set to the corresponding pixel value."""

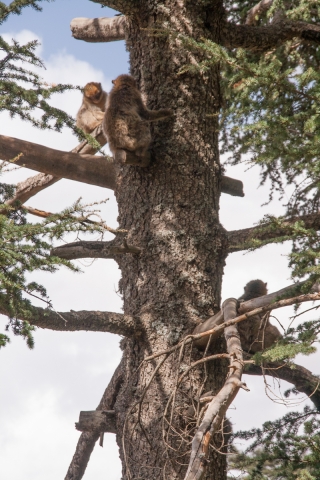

left=51, top=240, right=141, bottom=260
left=245, top=0, right=274, bottom=25
left=0, top=134, right=116, bottom=190
left=0, top=300, right=136, bottom=337
left=227, top=212, right=320, bottom=253
left=0, top=135, right=242, bottom=201
left=65, top=362, right=124, bottom=480
left=4, top=125, right=108, bottom=207
left=244, top=358, right=320, bottom=411
left=220, top=19, right=320, bottom=52
left=70, top=16, right=127, bottom=42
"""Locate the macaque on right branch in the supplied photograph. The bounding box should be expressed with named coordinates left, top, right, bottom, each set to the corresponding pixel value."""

left=238, top=279, right=282, bottom=353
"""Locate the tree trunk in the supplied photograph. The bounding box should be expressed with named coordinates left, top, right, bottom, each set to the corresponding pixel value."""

left=113, top=2, right=228, bottom=479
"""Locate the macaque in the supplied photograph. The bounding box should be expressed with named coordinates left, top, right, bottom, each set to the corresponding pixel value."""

left=238, top=279, right=281, bottom=353
left=76, top=82, right=108, bottom=134
left=103, top=74, right=173, bottom=162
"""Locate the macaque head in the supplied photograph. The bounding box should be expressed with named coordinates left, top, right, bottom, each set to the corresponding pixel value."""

left=112, top=74, right=137, bottom=89
left=243, top=279, right=268, bottom=300
left=84, top=82, right=103, bottom=103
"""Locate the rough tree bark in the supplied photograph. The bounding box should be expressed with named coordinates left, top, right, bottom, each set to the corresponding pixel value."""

left=99, top=2, right=229, bottom=479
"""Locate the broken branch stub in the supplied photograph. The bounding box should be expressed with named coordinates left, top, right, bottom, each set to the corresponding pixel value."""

left=70, top=16, right=127, bottom=43
left=76, top=411, right=116, bottom=434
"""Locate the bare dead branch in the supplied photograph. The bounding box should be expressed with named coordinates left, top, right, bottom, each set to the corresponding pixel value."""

left=221, top=175, right=244, bottom=197
left=0, top=300, right=136, bottom=336
left=21, top=206, right=124, bottom=236
left=220, top=19, right=320, bottom=52
left=244, top=358, right=320, bottom=410
left=245, top=0, right=274, bottom=25
left=51, top=240, right=141, bottom=260
left=4, top=125, right=108, bottom=207
left=65, top=362, right=124, bottom=480
left=227, top=212, right=320, bottom=253
left=70, top=16, right=127, bottom=42
left=185, top=299, right=245, bottom=480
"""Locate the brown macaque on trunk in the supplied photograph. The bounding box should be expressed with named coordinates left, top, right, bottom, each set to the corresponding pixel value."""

left=103, top=74, right=173, bottom=162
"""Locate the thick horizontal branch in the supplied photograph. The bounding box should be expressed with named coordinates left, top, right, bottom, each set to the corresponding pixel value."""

left=220, top=19, right=320, bottom=52
left=193, top=281, right=320, bottom=349
left=0, top=135, right=116, bottom=190
left=0, top=135, right=240, bottom=199
left=75, top=411, right=116, bottom=433
left=71, top=16, right=127, bottom=42
left=51, top=240, right=141, bottom=260
left=245, top=0, right=273, bottom=25
left=5, top=125, right=108, bottom=207
left=227, top=212, right=320, bottom=253
left=244, top=359, right=320, bottom=411
left=0, top=300, right=136, bottom=337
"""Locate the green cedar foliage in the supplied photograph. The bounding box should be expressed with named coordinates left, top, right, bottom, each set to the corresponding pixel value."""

left=179, top=0, right=320, bottom=284
left=0, top=1, right=105, bottom=348
left=177, top=1, right=320, bottom=476
left=228, top=407, right=320, bottom=480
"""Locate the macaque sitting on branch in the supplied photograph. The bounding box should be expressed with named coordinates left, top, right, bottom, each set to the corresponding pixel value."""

left=103, top=74, right=173, bottom=162
left=76, top=82, right=108, bottom=134
left=237, top=279, right=282, bottom=353
left=193, top=279, right=282, bottom=353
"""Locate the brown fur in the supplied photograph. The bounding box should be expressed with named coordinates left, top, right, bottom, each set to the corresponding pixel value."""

left=103, top=74, right=173, bottom=162
left=238, top=279, right=281, bottom=353
left=76, top=82, right=108, bottom=134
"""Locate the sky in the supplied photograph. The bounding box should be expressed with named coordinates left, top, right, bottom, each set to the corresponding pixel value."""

left=0, top=2, right=319, bottom=479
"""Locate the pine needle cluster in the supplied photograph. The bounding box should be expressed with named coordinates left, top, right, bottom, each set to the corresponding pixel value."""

left=228, top=407, right=320, bottom=480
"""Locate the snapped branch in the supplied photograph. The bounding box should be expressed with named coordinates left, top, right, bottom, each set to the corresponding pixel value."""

left=51, top=240, right=141, bottom=260
left=71, top=16, right=127, bottom=42
left=65, top=362, right=124, bottom=480
left=227, top=212, right=320, bottom=253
